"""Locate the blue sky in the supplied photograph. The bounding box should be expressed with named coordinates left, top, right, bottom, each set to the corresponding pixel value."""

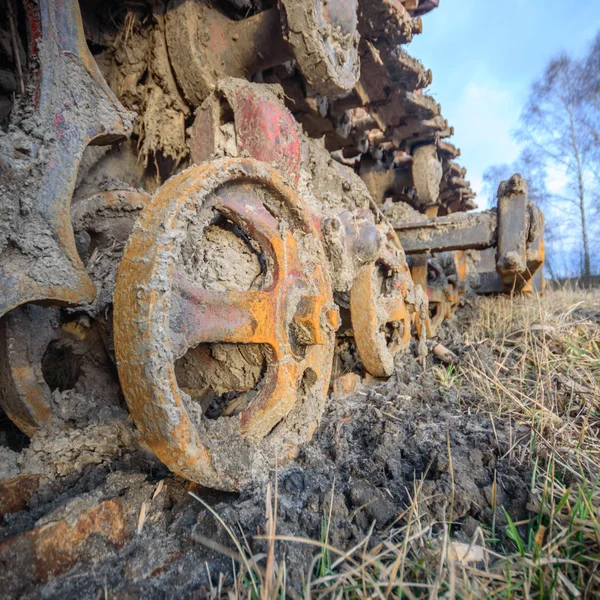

left=409, top=0, right=600, bottom=209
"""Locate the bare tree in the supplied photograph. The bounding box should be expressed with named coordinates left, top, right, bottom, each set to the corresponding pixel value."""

left=582, top=33, right=600, bottom=167
left=516, top=44, right=599, bottom=285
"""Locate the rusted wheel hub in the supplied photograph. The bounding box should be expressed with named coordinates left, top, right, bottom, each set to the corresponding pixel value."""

left=350, top=224, right=413, bottom=378
left=0, top=306, right=121, bottom=436
left=114, top=159, right=337, bottom=490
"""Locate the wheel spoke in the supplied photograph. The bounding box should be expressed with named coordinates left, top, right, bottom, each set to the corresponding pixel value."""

left=380, top=295, right=407, bottom=324
left=170, top=272, right=276, bottom=359
left=218, top=187, right=283, bottom=247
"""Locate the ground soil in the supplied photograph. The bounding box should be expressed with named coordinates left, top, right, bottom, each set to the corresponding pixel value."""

left=0, top=300, right=533, bottom=598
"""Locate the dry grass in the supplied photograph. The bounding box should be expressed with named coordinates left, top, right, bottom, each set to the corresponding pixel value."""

left=464, top=288, right=600, bottom=477
left=194, top=287, right=600, bottom=599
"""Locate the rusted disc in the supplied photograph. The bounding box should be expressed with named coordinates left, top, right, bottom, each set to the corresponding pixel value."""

left=0, top=306, right=62, bottom=436
left=280, top=0, right=360, bottom=98
left=0, top=306, right=121, bottom=437
left=114, top=158, right=337, bottom=490
left=0, top=190, right=148, bottom=436
left=350, top=226, right=412, bottom=378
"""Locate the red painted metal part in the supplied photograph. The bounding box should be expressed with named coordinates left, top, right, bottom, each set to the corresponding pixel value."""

left=190, top=80, right=301, bottom=185
left=232, top=86, right=302, bottom=185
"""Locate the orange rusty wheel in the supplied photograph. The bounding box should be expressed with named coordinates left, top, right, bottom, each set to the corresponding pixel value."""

left=114, top=158, right=337, bottom=491
left=0, top=306, right=121, bottom=436
left=0, top=190, right=148, bottom=436
left=350, top=225, right=413, bottom=378
left=0, top=306, right=64, bottom=436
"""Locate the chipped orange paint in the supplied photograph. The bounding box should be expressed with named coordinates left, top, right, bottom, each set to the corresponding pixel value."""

left=523, top=238, right=546, bottom=293
left=454, top=251, right=469, bottom=292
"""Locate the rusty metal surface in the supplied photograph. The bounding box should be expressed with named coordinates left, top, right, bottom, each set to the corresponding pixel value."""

left=0, top=190, right=148, bottom=436
left=453, top=250, right=470, bottom=296
left=394, top=211, right=498, bottom=254
left=350, top=225, right=413, bottom=377
left=0, top=474, right=45, bottom=517
left=425, top=284, right=451, bottom=336
left=411, top=143, right=442, bottom=206
left=0, top=305, right=62, bottom=436
left=523, top=203, right=546, bottom=291
left=114, top=159, right=337, bottom=490
left=322, top=208, right=382, bottom=278
left=71, top=190, right=150, bottom=247
left=166, top=2, right=290, bottom=106
left=474, top=247, right=504, bottom=295
left=496, top=175, right=528, bottom=281
left=350, top=262, right=411, bottom=377
left=281, top=0, right=360, bottom=97
left=474, top=176, right=546, bottom=294
left=0, top=498, right=128, bottom=594
left=0, top=0, right=133, bottom=318
left=359, top=159, right=413, bottom=205
left=166, top=0, right=358, bottom=105
left=409, top=252, right=455, bottom=338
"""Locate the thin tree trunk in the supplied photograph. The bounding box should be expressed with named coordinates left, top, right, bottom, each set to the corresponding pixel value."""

left=568, top=107, right=592, bottom=285
left=577, top=171, right=591, bottom=286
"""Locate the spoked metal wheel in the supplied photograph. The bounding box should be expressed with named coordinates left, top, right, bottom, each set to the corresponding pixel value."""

left=350, top=224, right=413, bottom=378
left=114, top=158, right=338, bottom=490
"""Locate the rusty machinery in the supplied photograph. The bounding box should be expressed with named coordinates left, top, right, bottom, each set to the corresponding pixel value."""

left=391, top=173, right=545, bottom=302
left=0, top=0, right=544, bottom=490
